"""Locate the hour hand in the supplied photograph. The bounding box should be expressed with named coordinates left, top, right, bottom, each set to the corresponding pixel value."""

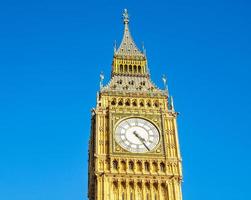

left=133, top=131, right=144, bottom=142
left=133, top=131, right=150, bottom=151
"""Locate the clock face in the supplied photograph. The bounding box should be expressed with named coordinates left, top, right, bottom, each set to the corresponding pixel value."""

left=115, top=118, right=160, bottom=153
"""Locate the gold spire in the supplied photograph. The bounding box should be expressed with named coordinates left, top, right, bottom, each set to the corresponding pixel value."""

left=112, top=9, right=148, bottom=77
left=114, top=9, right=145, bottom=58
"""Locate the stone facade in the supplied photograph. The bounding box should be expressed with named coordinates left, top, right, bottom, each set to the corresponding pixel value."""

left=88, top=9, right=183, bottom=200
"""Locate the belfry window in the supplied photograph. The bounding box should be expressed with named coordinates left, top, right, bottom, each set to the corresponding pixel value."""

left=129, top=65, right=132, bottom=72
left=138, top=66, right=142, bottom=73
left=124, top=65, right=127, bottom=73
left=133, top=65, right=137, bottom=73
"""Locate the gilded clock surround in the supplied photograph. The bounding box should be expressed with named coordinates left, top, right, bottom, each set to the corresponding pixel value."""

left=88, top=9, right=183, bottom=200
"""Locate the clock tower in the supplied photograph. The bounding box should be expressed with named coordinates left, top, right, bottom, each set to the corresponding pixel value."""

left=88, top=9, right=183, bottom=200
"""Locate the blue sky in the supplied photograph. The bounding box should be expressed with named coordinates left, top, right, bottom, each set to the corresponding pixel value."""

left=0, top=0, right=250, bottom=199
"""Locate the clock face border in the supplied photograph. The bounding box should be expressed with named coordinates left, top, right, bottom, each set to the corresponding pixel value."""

left=114, top=117, right=160, bottom=153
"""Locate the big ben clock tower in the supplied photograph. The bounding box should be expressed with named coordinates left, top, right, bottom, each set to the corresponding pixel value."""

left=88, top=9, right=183, bottom=200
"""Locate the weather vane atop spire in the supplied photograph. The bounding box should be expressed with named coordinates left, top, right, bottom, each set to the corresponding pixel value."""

left=123, top=8, right=129, bottom=24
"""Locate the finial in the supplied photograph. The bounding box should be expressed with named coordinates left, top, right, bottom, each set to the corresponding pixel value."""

left=114, top=40, right=117, bottom=53
left=162, top=74, right=169, bottom=93
left=100, top=71, right=104, bottom=89
left=96, top=92, right=100, bottom=107
left=142, top=42, right=147, bottom=56
left=170, top=96, right=175, bottom=111
left=123, top=8, right=129, bottom=24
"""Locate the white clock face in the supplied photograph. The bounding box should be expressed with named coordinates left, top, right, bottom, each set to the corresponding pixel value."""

left=115, top=118, right=160, bottom=153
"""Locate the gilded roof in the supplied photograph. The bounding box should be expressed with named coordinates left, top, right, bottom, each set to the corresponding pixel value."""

left=101, top=75, right=165, bottom=96
left=114, top=9, right=145, bottom=58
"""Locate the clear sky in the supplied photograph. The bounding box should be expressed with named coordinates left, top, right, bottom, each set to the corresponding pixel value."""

left=0, top=0, right=250, bottom=199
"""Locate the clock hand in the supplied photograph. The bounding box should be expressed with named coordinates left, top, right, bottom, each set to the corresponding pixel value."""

left=133, top=131, right=145, bottom=141
left=133, top=131, right=150, bottom=151
left=142, top=142, right=150, bottom=151
left=133, top=131, right=143, bottom=141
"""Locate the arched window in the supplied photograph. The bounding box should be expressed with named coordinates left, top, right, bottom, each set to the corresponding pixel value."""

left=136, top=161, right=142, bottom=172
left=125, top=99, right=130, bottom=106
left=132, top=100, right=137, bottom=107
left=129, top=161, right=134, bottom=171
left=113, top=160, right=118, bottom=170
left=120, top=64, right=123, bottom=73
left=124, top=65, right=128, bottom=73
left=129, top=80, right=134, bottom=85
left=129, top=65, right=132, bottom=72
left=133, top=65, right=137, bottom=73
left=121, top=160, right=126, bottom=171
left=139, top=100, right=144, bottom=107
left=118, top=99, right=123, bottom=106
left=160, top=162, right=165, bottom=172
left=117, top=80, right=122, bottom=84
left=138, top=66, right=142, bottom=73
left=145, top=162, right=150, bottom=172
left=140, top=81, right=146, bottom=86
left=154, top=100, right=159, bottom=107
left=152, top=162, right=158, bottom=172
left=111, top=98, right=116, bottom=106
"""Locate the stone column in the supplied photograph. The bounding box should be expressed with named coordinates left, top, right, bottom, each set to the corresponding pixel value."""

left=167, top=180, right=172, bottom=200
left=118, top=179, right=121, bottom=200
left=158, top=182, right=162, bottom=200
left=133, top=181, right=136, bottom=200
left=142, top=180, right=146, bottom=200
left=150, top=180, right=154, bottom=200
left=126, top=180, right=130, bottom=200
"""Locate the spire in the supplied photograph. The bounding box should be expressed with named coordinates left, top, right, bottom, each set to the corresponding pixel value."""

left=115, top=9, right=145, bottom=58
